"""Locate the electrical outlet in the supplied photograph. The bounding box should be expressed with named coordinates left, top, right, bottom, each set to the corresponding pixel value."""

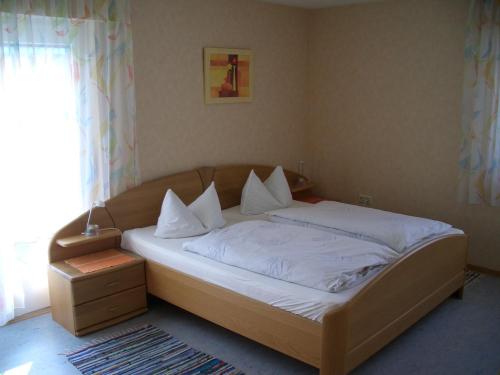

left=359, top=194, right=372, bottom=207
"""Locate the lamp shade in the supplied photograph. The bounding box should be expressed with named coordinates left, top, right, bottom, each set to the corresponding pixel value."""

left=94, top=200, right=105, bottom=208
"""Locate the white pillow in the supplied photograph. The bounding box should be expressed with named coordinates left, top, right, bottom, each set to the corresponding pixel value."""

left=154, top=189, right=208, bottom=238
left=240, top=169, right=285, bottom=215
left=189, top=182, right=226, bottom=230
left=264, top=166, right=293, bottom=207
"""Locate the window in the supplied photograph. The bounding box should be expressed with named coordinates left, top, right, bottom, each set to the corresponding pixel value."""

left=0, top=0, right=138, bottom=325
left=460, top=0, right=500, bottom=206
left=0, top=44, right=83, bottom=316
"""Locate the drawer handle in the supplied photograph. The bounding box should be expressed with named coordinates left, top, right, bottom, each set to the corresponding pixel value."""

left=105, top=281, right=119, bottom=288
left=108, top=305, right=119, bottom=312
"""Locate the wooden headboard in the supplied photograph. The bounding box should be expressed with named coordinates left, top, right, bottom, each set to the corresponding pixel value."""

left=49, top=165, right=305, bottom=262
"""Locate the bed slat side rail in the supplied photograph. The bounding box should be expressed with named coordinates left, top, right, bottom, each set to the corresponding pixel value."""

left=345, top=235, right=467, bottom=371
left=146, top=260, right=323, bottom=367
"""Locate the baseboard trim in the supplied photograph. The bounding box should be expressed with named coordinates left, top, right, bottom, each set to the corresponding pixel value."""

left=7, top=306, right=51, bottom=325
left=467, top=264, right=500, bottom=277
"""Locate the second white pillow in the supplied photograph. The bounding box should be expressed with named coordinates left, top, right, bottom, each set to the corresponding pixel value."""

left=264, top=166, right=293, bottom=207
left=189, top=181, right=226, bottom=230
left=155, top=182, right=226, bottom=238
left=154, top=189, right=208, bottom=238
left=240, top=166, right=292, bottom=215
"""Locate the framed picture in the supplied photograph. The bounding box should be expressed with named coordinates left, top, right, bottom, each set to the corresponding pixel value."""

left=204, top=48, right=253, bottom=104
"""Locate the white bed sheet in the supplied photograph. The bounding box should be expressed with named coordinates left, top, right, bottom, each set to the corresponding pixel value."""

left=121, top=201, right=464, bottom=322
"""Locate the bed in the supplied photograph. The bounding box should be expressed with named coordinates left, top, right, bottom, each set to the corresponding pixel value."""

left=49, top=165, right=468, bottom=375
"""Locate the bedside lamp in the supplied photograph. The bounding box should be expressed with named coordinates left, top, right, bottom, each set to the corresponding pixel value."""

left=297, top=160, right=306, bottom=184
left=83, top=200, right=106, bottom=236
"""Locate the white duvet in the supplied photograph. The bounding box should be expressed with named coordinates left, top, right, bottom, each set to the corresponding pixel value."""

left=268, top=201, right=452, bottom=253
left=183, top=220, right=398, bottom=293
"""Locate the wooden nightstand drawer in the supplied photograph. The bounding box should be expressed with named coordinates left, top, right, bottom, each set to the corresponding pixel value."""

left=74, top=285, right=147, bottom=330
left=72, top=263, right=145, bottom=305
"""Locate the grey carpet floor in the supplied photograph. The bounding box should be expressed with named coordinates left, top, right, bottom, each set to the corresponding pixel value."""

left=0, top=274, right=499, bottom=375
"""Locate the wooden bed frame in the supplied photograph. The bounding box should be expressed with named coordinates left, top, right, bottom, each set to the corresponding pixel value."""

left=49, top=165, right=467, bottom=375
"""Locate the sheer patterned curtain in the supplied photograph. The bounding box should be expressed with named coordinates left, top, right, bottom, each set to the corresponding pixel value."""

left=459, top=0, right=500, bottom=206
left=0, top=0, right=140, bottom=325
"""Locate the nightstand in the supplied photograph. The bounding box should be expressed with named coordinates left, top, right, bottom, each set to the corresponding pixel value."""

left=291, top=180, right=324, bottom=203
left=48, top=230, right=147, bottom=336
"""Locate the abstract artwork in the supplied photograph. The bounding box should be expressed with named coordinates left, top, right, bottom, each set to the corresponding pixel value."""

left=204, top=48, right=253, bottom=104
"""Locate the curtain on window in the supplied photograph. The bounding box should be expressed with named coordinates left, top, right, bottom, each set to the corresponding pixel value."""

left=459, top=0, right=500, bottom=206
left=0, top=0, right=140, bottom=326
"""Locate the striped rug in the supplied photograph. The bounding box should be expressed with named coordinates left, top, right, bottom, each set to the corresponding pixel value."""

left=465, top=270, right=481, bottom=286
left=65, top=324, right=244, bottom=375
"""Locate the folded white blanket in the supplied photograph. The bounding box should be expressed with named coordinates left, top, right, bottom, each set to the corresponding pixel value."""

left=183, top=220, right=398, bottom=293
left=268, top=201, right=452, bottom=253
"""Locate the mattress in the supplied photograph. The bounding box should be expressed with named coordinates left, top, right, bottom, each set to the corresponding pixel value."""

left=121, top=201, right=464, bottom=322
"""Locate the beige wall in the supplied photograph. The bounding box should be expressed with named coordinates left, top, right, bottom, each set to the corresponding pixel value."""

left=131, top=0, right=499, bottom=271
left=308, top=0, right=500, bottom=270
left=131, top=0, right=309, bottom=181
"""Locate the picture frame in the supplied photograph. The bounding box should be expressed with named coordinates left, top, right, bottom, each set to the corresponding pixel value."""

left=204, top=48, right=253, bottom=104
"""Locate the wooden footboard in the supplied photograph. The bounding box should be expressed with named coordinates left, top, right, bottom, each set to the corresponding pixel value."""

left=321, top=234, right=468, bottom=374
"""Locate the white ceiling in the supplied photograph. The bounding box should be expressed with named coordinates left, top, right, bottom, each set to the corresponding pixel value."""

left=258, top=0, right=383, bottom=9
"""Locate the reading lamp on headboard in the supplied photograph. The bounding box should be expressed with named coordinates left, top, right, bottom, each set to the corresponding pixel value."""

left=83, top=200, right=105, bottom=236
